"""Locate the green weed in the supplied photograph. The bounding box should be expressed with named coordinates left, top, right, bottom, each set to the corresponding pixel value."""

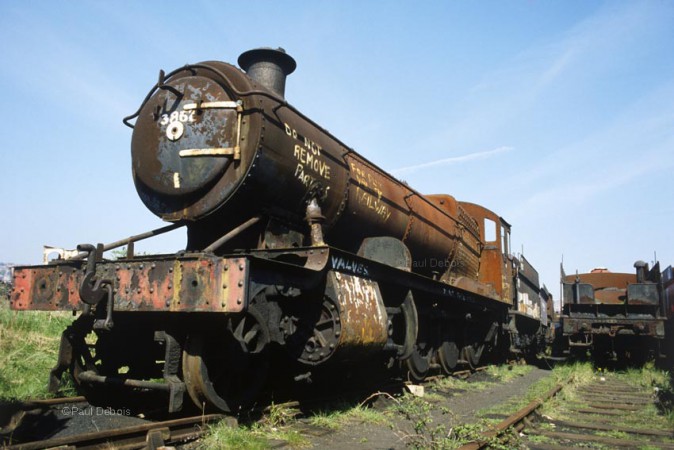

left=200, top=419, right=310, bottom=449
left=0, top=305, right=74, bottom=399
left=485, top=363, right=532, bottom=382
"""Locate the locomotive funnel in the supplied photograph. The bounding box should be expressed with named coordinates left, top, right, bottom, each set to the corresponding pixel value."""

left=238, top=47, right=296, bottom=98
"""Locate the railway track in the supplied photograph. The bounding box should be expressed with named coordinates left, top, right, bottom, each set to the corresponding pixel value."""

left=460, top=373, right=674, bottom=449
left=1, top=395, right=231, bottom=449
left=0, top=396, right=86, bottom=435
left=0, top=365, right=491, bottom=449
left=3, top=362, right=562, bottom=450
left=2, top=413, right=229, bottom=450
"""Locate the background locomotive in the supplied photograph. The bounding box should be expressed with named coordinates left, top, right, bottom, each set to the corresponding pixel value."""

left=560, top=260, right=668, bottom=364
left=10, top=48, right=550, bottom=414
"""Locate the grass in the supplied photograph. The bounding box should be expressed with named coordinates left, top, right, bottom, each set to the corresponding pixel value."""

left=0, top=301, right=75, bottom=400
left=198, top=423, right=270, bottom=450
left=200, top=414, right=311, bottom=449
left=308, top=402, right=388, bottom=430
left=201, top=400, right=390, bottom=449
left=533, top=362, right=674, bottom=447
left=431, top=374, right=490, bottom=393
left=485, top=363, right=532, bottom=382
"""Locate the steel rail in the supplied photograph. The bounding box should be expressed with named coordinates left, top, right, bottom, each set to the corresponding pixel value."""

left=3, top=414, right=230, bottom=450
left=1, top=396, right=88, bottom=435
left=457, top=382, right=566, bottom=450
left=456, top=374, right=673, bottom=449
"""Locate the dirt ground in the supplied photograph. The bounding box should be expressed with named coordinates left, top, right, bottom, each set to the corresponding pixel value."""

left=278, top=366, right=553, bottom=449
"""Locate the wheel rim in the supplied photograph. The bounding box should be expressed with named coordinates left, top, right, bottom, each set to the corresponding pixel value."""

left=182, top=306, right=270, bottom=412
left=438, top=341, right=459, bottom=374
left=404, top=292, right=429, bottom=382
left=462, top=344, right=482, bottom=369
left=406, top=342, right=431, bottom=382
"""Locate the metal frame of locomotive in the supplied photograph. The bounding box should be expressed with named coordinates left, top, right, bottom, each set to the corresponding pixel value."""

left=560, top=260, right=668, bottom=362
left=9, top=48, right=548, bottom=414
left=663, top=265, right=674, bottom=367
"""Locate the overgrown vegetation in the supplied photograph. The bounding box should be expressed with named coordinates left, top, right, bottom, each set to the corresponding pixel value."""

left=385, top=391, right=519, bottom=449
left=200, top=406, right=310, bottom=450
left=485, top=362, right=532, bottom=382
left=534, top=362, right=674, bottom=447
left=2, top=288, right=671, bottom=450
left=306, top=363, right=670, bottom=449
left=0, top=300, right=75, bottom=400
left=308, top=402, right=388, bottom=430
left=198, top=363, right=545, bottom=448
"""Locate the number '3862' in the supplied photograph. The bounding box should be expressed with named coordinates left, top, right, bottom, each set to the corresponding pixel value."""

left=159, top=110, right=196, bottom=125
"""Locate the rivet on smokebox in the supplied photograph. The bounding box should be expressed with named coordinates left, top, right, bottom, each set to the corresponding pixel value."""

left=238, top=280, right=243, bottom=287
left=239, top=264, right=244, bottom=271
left=236, top=297, right=242, bottom=304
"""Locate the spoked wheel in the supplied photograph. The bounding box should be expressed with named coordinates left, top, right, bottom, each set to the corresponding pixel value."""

left=69, top=325, right=140, bottom=409
left=70, top=330, right=111, bottom=404
left=182, top=306, right=270, bottom=413
left=406, top=342, right=432, bottom=382
left=438, top=341, right=459, bottom=375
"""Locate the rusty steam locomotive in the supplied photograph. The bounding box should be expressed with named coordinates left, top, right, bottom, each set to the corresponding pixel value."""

left=10, top=48, right=551, bottom=413
left=561, top=260, right=672, bottom=364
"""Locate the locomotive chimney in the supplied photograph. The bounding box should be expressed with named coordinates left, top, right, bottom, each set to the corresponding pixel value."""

left=634, top=260, right=648, bottom=283
left=238, top=47, right=296, bottom=98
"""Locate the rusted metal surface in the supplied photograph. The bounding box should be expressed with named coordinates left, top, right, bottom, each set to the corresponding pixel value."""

left=563, top=272, right=636, bottom=290
left=126, top=51, right=514, bottom=306
left=203, top=216, right=261, bottom=253
left=9, top=49, right=555, bottom=415
left=560, top=260, right=667, bottom=361
left=11, top=255, right=248, bottom=313
left=514, top=254, right=542, bottom=320
left=562, top=316, right=665, bottom=337
left=458, top=382, right=565, bottom=450
left=663, top=265, right=674, bottom=318
left=238, top=47, right=296, bottom=98
left=11, top=263, right=83, bottom=310
left=131, top=65, right=253, bottom=221
left=459, top=202, right=513, bottom=303
left=330, top=271, right=388, bottom=352
left=68, top=223, right=183, bottom=261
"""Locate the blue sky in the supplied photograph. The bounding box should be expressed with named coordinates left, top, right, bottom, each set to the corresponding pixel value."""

left=1, top=1, right=673, bottom=306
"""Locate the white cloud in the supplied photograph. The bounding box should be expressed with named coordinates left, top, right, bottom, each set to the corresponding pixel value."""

left=391, top=146, right=513, bottom=175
